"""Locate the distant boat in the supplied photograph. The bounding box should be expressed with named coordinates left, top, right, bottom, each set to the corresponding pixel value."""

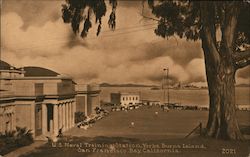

left=151, top=87, right=160, bottom=90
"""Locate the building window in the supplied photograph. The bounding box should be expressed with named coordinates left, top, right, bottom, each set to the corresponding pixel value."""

left=35, top=83, right=44, bottom=96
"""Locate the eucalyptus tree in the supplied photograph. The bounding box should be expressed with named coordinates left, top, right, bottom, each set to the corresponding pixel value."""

left=62, top=0, right=250, bottom=140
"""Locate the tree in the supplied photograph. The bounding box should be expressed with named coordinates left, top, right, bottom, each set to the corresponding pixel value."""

left=62, top=0, right=250, bottom=140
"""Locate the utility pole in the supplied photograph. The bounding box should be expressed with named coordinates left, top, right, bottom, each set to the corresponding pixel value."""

left=163, top=68, right=169, bottom=105
left=166, top=67, right=169, bottom=105
left=163, top=68, right=166, bottom=104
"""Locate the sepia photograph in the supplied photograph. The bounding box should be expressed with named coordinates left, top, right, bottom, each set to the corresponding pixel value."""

left=0, top=0, right=250, bottom=156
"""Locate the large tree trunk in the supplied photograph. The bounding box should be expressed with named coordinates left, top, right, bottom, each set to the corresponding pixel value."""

left=204, top=56, right=243, bottom=140
left=200, top=1, right=244, bottom=140
left=201, top=30, right=244, bottom=140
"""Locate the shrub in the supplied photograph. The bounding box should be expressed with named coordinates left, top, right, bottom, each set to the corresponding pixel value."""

left=15, top=127, right=33, bottom=146
left=0, top=127, right=33, bottom=155
left=75, top=112, right=86, bottom=123
left=95, top=107, right=101, bottom=114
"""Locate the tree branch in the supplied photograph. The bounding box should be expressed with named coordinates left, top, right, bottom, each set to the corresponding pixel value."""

left=235, top=59, right=250, bottom=69
left=139, top=1, right=160, bottom=22
left=221, top=2, right=239, bottom=55
left=234, top=49, right=250, bottom=69
left=140, top=12, right=160, bottom=22
left=233, top=49, right=250, bottom=62
left=200, top=2, right=221, bottom=65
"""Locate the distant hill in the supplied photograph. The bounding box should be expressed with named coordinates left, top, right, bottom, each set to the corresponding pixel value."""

left=100, top=83, right=157, bottom=88
left=100, top=82, right=250, bottom=88
left=236, top=84, right=250, bottom=87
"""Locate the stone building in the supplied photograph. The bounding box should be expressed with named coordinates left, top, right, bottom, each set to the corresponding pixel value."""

left=76, top=84, right=101, bottom=116
left=0, top=61, right=76, bottom=139
left=0, top=60, right=101, bottom=139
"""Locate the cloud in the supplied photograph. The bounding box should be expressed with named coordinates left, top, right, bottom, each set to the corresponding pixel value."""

left=1, top=2, right=249, bottom=86
left=236, top=67, right=250, bottom=85
left=186, top=58, right=206, bottom=82
left=236, top=67, right=250, bottom=79
left=2, top=0, right=62, bottom=29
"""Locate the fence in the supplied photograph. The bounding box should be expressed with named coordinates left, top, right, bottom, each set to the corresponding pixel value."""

left=185, top=122, right=202, bottom=138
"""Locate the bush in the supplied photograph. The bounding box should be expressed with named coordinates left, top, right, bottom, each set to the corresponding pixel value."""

left=0, top=127, right=33, bottom=155
left=75, top=112, right=86, bottom=123
left=15, top=127, right=33, bottom=146
left=95, top=107, right=101, bottom=114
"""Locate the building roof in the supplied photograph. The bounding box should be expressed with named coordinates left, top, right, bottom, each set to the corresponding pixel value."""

left=120, top=92, right=140, bottom=96
left=0, top=60, right=12, bottom=70
left=24, top=66, right=59, bottom=77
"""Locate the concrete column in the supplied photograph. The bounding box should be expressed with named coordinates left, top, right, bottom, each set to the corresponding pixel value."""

left=68, top=102, right=71, bottom=129
left=58, top=104, right=61, bottom=129
left=72, top=101, right=75, bottom=127
left=30, top=103, right=35, bottom=135
left=42, top=104, right=47, bottom=135
left=71, top=102, right=74, bottom=127
left=62, top=103, right=65, bottom=131
left=65, top=103, right=68, bottom=131
left=10, top=113, right=13, bottom=131
left=61, top=104, right=63, bottom=129
left=0, top=115, right=2, bottom=133
left=12, top=106, right=16, bottom=131
left=61, top=104, right=64, bottom=129
left=67, top=102, right=70, bottom=129
left=84, top=94, right=88, bottom=117
left=53, top=104, right=58, bottom=135
left=70, top=102, right=73, bottom=127
left=57, top=104, right=61, bottom=130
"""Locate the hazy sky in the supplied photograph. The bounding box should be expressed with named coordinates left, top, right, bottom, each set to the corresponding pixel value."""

left=1, top=0, right=249, bottom=85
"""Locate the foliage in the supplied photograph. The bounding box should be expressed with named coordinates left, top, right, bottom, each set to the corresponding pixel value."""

left=150, top=1, right=250, bottom=51
left=0, top=127, right=33, bottom=155
left=62, top=0, right=117, bottom=37
left=75, top=111, right=86, bottom=123
left=95, top=107, right=101, bottom=114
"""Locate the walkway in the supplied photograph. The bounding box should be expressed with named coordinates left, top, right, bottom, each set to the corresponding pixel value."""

left=4, top=141, right=46, bottom=157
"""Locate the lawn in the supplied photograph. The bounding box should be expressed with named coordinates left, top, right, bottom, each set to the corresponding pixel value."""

left=21, top=106, right=250, bottom=157
left=65, top=106, right=250, bottom=140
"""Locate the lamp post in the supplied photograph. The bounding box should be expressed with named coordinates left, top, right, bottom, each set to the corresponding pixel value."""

left=163, top=69, right=166, bottom=104
left=163, top=68, right=169, bottom=105
left=162, top=67, right=169, bottom=104
left=167, top=68, right=169, bottom=105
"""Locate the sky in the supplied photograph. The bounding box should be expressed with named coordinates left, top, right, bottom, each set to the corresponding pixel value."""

left=1, top=0, right=249, bottom=86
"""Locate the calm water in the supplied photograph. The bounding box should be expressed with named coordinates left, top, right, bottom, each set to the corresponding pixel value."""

left=100, top=87, right=250, bottom=106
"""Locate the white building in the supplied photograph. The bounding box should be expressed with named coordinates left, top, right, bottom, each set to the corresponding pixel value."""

left=111, top=93, right=140, bottom=108
left=237, top=104, right=250, bottom=111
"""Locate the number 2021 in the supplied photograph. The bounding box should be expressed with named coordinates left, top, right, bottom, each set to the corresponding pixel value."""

left=222, top=148, right=236, bottom=154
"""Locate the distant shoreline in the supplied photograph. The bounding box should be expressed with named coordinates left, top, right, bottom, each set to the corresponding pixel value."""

left=100, top=83, right=250, bottom=88
left=100, top=85, right=249, bottom=89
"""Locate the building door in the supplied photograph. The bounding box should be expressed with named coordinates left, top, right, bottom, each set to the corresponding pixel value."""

left=91, top=95, right=99, bottom=114
left=47, top=105, right=53, bottom=132
left=35, top=104, right=42, bottom=136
